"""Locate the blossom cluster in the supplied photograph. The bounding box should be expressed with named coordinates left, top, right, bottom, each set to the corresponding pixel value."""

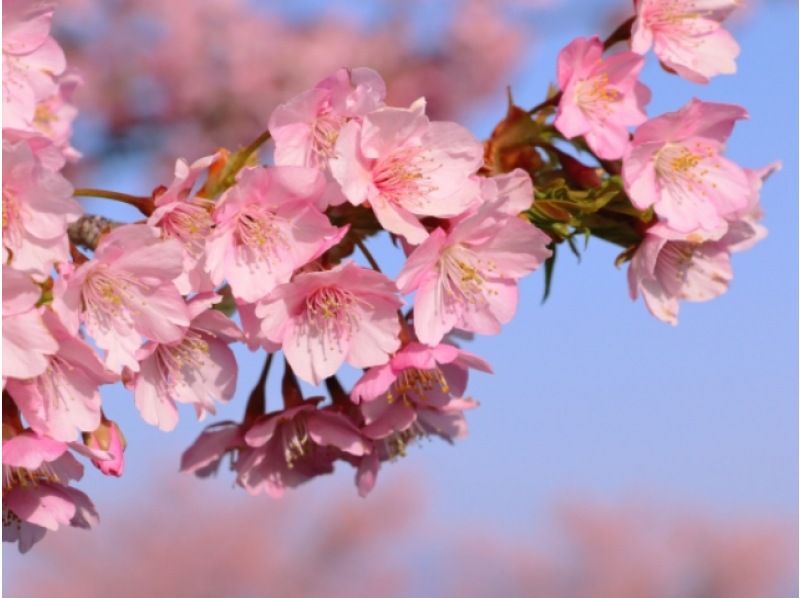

left=2, top=0, right=776, bottom=553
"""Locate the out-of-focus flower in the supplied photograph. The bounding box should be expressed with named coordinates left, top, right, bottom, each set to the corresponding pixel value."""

left=257, top=262, right=402, bottom=385
left=632, top=0, right=741, bottom=84
left=2, top=138, right=79, bottom=279
left=555, top=35, right=650, bottom=160
left=2, top=0, right=66, bottom=130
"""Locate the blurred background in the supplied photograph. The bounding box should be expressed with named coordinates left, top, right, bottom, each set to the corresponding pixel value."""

left=3, top=0, right=797, bottom=596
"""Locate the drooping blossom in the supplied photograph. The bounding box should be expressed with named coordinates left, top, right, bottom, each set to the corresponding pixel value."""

left=55, top=224, right=190, bottom=373
left=396, top=170, right=552, bottom=346
left=330, top=99, right=483, bottom=244
left=631, top=0, right=740, bottom=84
left=2, top=266, right=57, bottom=381
left=6, top=308, right=116, bottom=442
left=148, top=155, right=216, bottom=294
left=131, top=294, right=241, bottom=432
left=270, top=67, right=386, bottom=171
left=554, top=35, right=650, bottom=160
left=2, top=0, right=66, bottom=130
left=205, top=165, right=345, bottom=303
left=2, top=430, right=98, bottom=553
left=628, top=162, right=775, bottom=325
left=180, top=420, right=248, bottom=478
left=257, top=261, right=403, bottom=385
left=237, top=402, right=370, bottom=498
left=2, top=138, right=80, bottom=278
left=622, top=99, right=750, bottom=235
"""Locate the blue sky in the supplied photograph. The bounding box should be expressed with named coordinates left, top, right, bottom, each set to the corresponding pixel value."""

left=4, top=0, right=797, bottom=574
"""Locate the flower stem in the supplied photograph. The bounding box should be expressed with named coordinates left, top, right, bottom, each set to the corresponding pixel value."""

left=355, top=237, right=382, bottom=272
left=244, top=353, right=273, bottom=424
left=602, top=16, right=635, bottom=51
left=73, top=188, right=154, bottom=216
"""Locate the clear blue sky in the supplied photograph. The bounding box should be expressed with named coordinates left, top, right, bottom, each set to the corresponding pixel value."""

left=5, top=0, right=797, bottom=574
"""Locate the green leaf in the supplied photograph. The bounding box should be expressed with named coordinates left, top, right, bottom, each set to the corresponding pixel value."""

left=541, top=243, right=557, bottom=304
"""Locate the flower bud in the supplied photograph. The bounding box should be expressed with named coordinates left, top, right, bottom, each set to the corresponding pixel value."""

left=86, top=419, right=126, bottom=477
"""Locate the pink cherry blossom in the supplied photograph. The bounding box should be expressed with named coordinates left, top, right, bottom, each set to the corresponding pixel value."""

left=555, top=35, right=650, bottom=160
left=29, top=72, right=81, bottom=161
left=269, top=67, right=386, bottom=170
left=205, top=165, right=345, bottom=303
left=55, top=224, right=190, bottom=373
left=622, top=99, right=750, bottom=235
left=353, top=341, right=487, bottom=440
left=632, top=0, right=740, bottom=84
left=131, top=294, right=241, bottom=432
left=2, top=0, right=66, bottom=130
left=2, top=266, right=58, bottom=381
left=2, top=138, right=80, bottom=278
left=2, top=430, right=98, bottom=553
left=238, top=403, right=369, bottom=498
left=148, top=155, right=216, bottom=294
left=257, top=261, right=403, bottom=385
left=6, top=308, right=116, bottom=442
left=330, top=99, right=483, bottom=244
left=180, top=421, right=247, bottom=478
left=396, top=171, right=552, bottom=346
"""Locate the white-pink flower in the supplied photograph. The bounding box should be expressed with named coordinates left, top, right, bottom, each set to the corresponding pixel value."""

left=330, top=99, right=484, bottom=244
left=2, top=0, right=66, bottom=130
left=257, top=261, right=402, bottom=385
left=2, top=138, right=80, bottom=278
left=6, top=308, right=116, bottom=442
left=555, top=35, right=650, bottom=160
left=632, top=0, right=740, bottom=84
left=149, top=155, right=216, bottom=295
left=55, top=224, right=190, bottom=373
left=269, top=67, right=386, bottom=170
left=205, top=165, right=345, bottom=303
left=396, top=170, right=552, bottom=346
left=627, top=162, right=775, bottom=325
left=131, top=294, right=241, bottom=432
left=623, top=99, right=750, bottom=236
left=2, top=266, right=58, bottom=381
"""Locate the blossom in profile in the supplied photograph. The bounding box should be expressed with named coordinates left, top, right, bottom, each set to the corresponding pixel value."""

left=622, top=99, right=750, bottom=235
left=2, top=0, right=66, bottom=130
left=397, top=171, right=551, bottom=346
left=238, top=402, right=369, bottom=498
left=55, top=224, right=189, bottom=373
left=2, top=430, right=98, bottom=553
left=330, top=99, right=483, bottom=244
left=131, top=294, right=241, bottom=432
left=2, top=139, right=80, bottom=278
left=205, top=165, right=344, bottom=303
left=555, top=35, right=650, bottom=160
left=2, top=266, right=58, bottom=381
left=270, top=67, right=386, bottom=171
left=148, top=155, right=217, bottom=295
left=257, top=261, right=402, bottom=385
left=631, top=0, right=741, bottom=84
left=85, top=419, right=126, bottom=477
left=7, top=308, right=116, bottom=442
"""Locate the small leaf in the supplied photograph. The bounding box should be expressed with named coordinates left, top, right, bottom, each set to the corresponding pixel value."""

left=541, top=243, right=557, bottom=304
